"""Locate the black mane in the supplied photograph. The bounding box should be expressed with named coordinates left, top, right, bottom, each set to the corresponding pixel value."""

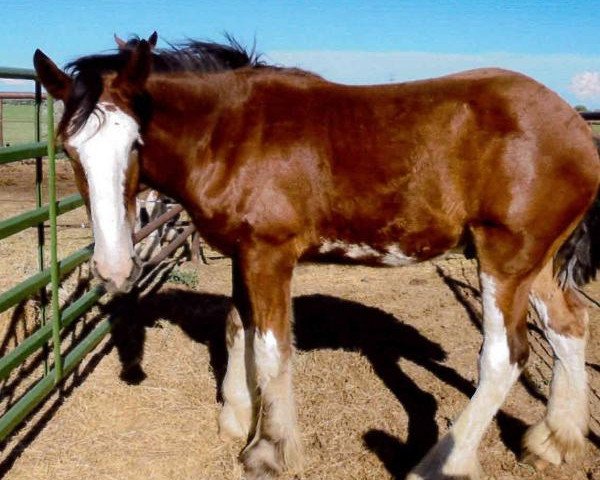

left=66, top=35, right=263, bottom=76
left=60, top=36, right=265, bottom=135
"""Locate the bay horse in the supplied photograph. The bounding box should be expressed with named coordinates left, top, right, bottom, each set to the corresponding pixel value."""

left=33, top=36, right=600, bottom=479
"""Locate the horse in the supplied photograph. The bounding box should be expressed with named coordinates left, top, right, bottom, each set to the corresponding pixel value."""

left=33, top=36, right=600, bottom=479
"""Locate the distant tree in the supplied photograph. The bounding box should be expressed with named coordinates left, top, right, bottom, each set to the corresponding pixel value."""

left=574, top=105, right=588, bottom=112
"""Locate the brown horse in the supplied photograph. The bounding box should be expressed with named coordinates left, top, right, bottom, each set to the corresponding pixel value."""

left=33, top=37, right=600, bottom=479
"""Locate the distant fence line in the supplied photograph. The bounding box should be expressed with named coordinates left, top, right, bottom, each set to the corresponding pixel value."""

left=0, top=92, right=47, bottom=100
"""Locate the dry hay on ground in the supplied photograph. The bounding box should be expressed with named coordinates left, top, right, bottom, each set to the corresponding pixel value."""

left=0, top=254, right=599, bottom=480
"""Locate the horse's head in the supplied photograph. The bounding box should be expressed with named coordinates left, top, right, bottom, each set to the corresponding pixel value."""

left=34, top=40, right=153, bottom=293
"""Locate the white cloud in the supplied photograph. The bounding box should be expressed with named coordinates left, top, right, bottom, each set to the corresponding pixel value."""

left=570, top=72, right=600, bottom=99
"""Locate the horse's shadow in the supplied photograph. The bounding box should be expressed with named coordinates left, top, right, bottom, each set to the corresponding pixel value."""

left=112, top=283, right=527, bottom=478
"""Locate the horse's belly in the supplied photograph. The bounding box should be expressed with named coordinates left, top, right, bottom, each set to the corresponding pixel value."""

left=310, top=240, right=419, bottom=267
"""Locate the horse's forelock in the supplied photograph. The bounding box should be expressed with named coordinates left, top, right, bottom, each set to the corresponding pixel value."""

left=59, top=70, right=105, bottom=137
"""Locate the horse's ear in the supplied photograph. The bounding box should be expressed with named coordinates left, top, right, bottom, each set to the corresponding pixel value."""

left=114, top=39, right=152, bottom=94
left=114, top=33, right=127, bottom=50
left=33, top=49, right=72, bottom=100
left=148, top=31, right=158, bottom=48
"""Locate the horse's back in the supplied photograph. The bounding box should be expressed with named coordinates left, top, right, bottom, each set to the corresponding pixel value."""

left=185, top=67, right=600, bottom=265
left=284, top=68, right=600, bottom=264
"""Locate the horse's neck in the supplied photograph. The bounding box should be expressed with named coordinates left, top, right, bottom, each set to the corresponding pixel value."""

left=142, top=77, right=218, bottom=185
left=139, top=75, right=223, bottom=205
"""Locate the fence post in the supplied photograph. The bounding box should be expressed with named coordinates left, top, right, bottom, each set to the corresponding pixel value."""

left=0, top=99, right=3, bottom=146
left=46, top=96, right=63, bottom=382
left=34, top=81, right=50, bottom=374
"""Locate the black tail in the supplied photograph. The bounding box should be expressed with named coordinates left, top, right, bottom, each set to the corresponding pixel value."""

left=555, top=137, right=600, bottom=288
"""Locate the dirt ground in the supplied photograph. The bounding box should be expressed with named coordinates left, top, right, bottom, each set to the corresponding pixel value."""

left=0, top=162, right=599, bottom=480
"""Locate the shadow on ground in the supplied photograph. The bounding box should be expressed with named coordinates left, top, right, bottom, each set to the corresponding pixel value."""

left=5, top=261, right=595, bottom=479
left=111, top=284, right=529, bottom=478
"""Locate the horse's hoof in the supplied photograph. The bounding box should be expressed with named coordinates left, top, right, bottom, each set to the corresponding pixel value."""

left=522, top=419, right=586, bottom=467
left=241, top=439, right=283, bottom=479
left=408, top=433, right=483, bottom=480
left=521, top=451, right=550, bottom=471
left=241, top=432, right=303, bottom=479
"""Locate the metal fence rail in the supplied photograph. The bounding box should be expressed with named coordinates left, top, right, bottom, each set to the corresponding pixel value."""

left=0, top=66, right=196, bottom=442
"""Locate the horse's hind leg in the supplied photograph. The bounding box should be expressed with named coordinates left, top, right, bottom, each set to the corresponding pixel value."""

left=219, top=258, right=256, bottom=440
left=524, top=263, right=589, bottom=467
left=409, top=227, right=539, bottom=479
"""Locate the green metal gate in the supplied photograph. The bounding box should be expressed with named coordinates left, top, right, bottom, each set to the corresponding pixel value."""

left=0, top=67, right=196, bottom=442
left=0, top=67, right=109, bottom=441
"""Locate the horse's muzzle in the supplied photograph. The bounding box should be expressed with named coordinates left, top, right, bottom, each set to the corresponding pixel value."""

left=92, top=255, right=143, bottom=294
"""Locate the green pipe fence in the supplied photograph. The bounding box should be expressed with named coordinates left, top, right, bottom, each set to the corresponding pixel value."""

left=0, top=66, right=98, bottom=441
left=0, top=194, right=84, bottom=240
left=0, top=66, right=195, bottom=443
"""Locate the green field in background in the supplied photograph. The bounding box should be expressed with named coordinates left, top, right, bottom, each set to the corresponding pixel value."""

left=1, top=102, right=48, bottom=146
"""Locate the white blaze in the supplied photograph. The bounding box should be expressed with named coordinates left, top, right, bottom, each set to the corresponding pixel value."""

left=67, top=103, right=141, bottom=288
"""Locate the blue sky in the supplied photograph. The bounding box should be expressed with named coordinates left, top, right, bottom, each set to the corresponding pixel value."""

left=2, top=0, right=600, bottom=108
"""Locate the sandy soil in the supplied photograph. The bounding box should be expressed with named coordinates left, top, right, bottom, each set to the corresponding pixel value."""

left=0, top=162, right=599, bottom=480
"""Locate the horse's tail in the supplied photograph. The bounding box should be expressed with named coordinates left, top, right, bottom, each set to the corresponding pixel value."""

left=555, top=136, right=600, bottom=289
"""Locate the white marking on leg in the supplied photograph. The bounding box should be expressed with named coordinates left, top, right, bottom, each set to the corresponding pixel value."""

left=530, top=296, right=588, bottom=415
left=67, top=103, right=141, bottom=287
left=527, top=295, right=589, bottom=463
left=244, top=329, right=302, bottom=474
left=412, top=273, right=521, bottom=478
left=254, top=329, right=281, bottom=389
left=480, top=274, right=513, bottom=373
left=444, top=274, right=519, bottom=472
left=220, top=308, right=254, bottom=439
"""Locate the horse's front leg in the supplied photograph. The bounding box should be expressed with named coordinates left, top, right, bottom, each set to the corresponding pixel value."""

left=238, top=242, right=303, bottom=479
left=219, top=259, right=257, bottom=440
